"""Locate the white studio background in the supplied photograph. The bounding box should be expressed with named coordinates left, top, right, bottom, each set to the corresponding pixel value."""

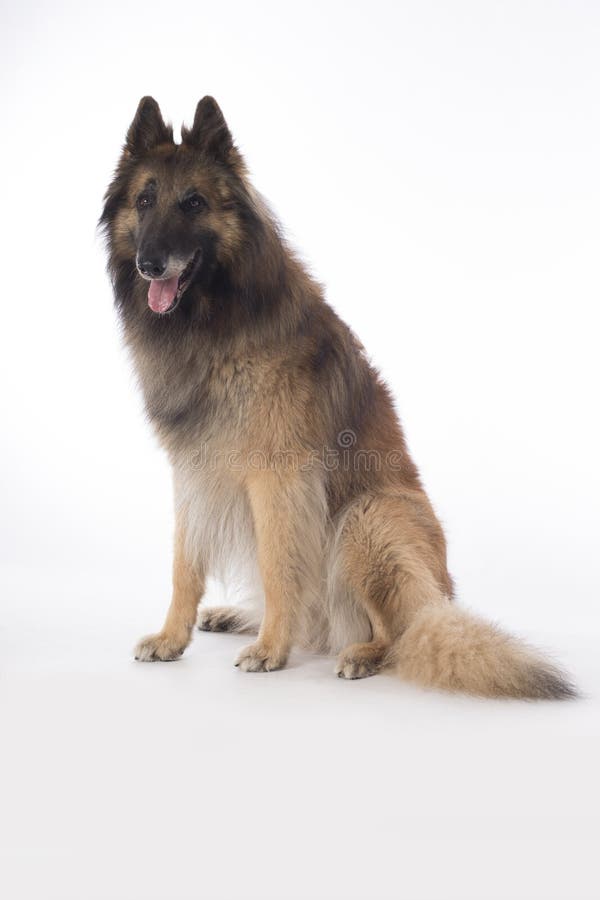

left=1, top=2, right=599, bottom=900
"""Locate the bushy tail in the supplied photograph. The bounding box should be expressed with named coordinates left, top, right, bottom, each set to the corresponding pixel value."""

left=392, top=603, right=576, bottom=699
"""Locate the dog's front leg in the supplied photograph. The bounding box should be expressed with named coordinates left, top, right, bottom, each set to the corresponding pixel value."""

left=134, top=515, right=205, bottom=662
left=235, top=470, right=308, bottom=672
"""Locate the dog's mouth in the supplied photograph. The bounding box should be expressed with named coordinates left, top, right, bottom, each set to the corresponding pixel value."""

left=146, top=250, right=202, bottom=315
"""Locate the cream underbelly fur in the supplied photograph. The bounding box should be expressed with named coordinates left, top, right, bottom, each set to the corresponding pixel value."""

left=173, top=451, right=372, bottom=655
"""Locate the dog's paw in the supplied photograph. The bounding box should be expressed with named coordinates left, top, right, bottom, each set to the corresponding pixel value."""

left=198, top=606, right=250, bottom=634
left=335, top=658, right=379, bottom=679
left=134, top=632, right=187, bottom=662
left=335, top=641, right=388, bottom=680
left=335, top=644, right=385, bottom=680
left=234, top=641, right=287, bottom=673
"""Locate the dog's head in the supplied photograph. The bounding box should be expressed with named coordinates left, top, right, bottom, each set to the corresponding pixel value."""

left=101, top=97, right=261, bottom=316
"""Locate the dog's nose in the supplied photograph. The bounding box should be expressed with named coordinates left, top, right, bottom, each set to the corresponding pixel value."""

left=138, top=258, right=167, bottom=278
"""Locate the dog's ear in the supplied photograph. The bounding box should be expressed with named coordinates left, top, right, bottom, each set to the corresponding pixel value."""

left=125, top=96, right=173, bottom=156
left=181, top=97, right=234, bottom=162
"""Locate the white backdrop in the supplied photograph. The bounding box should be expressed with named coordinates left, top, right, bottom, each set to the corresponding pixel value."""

left=1, top=2, right=599, bottom=899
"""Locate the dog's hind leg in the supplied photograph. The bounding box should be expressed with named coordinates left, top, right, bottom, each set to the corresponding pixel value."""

left=197, top=606, right=259, bottom=634
left=334, top=490, right=451, bottom=680
left=134, top=514, right=205, bottom=662
left=335, top=640, right=390, bottom=679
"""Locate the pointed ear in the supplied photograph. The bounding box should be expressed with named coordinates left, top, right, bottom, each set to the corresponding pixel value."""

left=125, top=96, right=173, bottom=156
left=181, top=96, right=234, bottom=162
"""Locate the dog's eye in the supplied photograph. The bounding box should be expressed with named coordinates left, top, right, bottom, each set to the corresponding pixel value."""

left=136, top=193, right=154, bottom=210
left=181, top=193, right=207, bottom=213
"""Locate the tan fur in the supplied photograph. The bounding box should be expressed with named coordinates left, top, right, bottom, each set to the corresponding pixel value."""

left=197, top=605, right=259, bottom=634
left=390, top=603, right=574, bottom=699
left=134, top=516, right=204, bottom=661
left=102, top=97, right=576, bottom=700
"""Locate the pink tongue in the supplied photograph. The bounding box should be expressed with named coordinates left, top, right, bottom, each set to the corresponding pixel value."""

left=147, top=276, right=179, bottom=313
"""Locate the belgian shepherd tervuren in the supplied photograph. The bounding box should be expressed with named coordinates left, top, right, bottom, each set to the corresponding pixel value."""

left=101, top=96, right=575, bottom=698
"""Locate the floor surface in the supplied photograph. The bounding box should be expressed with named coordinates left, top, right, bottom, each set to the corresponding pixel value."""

left=2, top=564, right=598, bottom=900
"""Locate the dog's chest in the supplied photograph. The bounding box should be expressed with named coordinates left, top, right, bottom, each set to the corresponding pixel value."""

left=137, top=342, right=264, bottom=443
left=175, top=453, right=262, bottom=599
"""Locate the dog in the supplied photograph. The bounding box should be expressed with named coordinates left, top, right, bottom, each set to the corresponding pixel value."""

left=100, top=96, right=575, bottom=698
